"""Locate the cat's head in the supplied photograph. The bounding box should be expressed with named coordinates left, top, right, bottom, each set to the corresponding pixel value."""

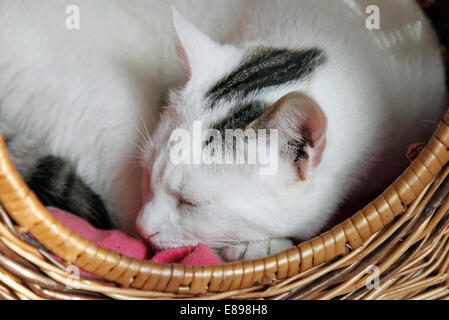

left=136, top=9, right=329, bottom=257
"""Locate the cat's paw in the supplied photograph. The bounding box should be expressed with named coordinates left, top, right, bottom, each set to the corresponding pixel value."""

left=220, top=239, right=294, bottom=262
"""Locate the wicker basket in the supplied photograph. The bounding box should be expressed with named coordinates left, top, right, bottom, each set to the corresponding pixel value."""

left=0, top=1, right=449, bottom=301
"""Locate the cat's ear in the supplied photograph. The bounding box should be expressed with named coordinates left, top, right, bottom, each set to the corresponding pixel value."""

left=250, top=92, right=327, bottom=180
left=171, top=8, right=221, bottom=78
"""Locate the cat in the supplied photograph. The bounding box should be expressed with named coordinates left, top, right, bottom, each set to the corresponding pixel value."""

left=0, top=0, right=446, bottom=261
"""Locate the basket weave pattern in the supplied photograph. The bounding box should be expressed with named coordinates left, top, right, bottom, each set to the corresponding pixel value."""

left=0, top=0, right=448, bottom=300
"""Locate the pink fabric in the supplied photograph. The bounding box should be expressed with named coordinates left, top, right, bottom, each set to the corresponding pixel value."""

left=406, top=142, right=426, bottom=163
left=151, top=244, right=221, bottom=265
left=48, top=208, right=222, bottom=266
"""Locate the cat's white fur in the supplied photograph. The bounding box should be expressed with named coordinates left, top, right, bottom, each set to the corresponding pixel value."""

left=0, top=0, right=445, bottom=261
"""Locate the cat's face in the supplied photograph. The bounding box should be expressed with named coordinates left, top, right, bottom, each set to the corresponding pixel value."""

left=135, top=10, right=328, bottom=252
left=136, top=98, right=326, bottom=251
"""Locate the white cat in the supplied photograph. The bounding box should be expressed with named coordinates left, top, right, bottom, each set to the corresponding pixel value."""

left=0, top=0, right=445, bottom=261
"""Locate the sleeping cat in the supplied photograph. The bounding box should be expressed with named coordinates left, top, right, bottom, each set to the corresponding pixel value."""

left=0, top=0, right=446, bottom=261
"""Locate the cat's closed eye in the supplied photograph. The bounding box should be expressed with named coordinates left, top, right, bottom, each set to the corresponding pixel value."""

left=170, top=190, right=199, bottom=209
left=177, top=197, right=198, bottom=209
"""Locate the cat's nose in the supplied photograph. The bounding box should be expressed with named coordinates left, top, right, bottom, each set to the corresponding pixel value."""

left=146, top=232, right=160, bottom=248
left=136, top=221, right=160, bottom=245
left=140, top=229, right=159, bottom=244
left=145, top=233, right=162, bottom=250
left=136, top=207, right=159, bottom=238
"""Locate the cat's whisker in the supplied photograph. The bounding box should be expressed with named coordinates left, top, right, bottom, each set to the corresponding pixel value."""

left=126, top=118, right=151, bottom=151
left=141, top=114, right=152, bottom=144
left=129, top=154, right=147, bottom=168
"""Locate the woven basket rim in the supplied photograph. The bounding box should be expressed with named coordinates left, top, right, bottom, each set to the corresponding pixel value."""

left=0, top=107, right=449, bottom=294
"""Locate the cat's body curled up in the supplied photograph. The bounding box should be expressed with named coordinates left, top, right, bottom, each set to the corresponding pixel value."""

left=0, top=0, right=446, bottom=261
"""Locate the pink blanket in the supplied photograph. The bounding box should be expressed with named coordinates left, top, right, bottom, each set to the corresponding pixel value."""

left=49, top=208, right=222, bottom=266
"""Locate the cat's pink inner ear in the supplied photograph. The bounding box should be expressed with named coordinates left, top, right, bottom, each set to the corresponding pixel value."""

left=298, top=94, right=327, bottom=170
left=274, top=92, right=327, bottom=179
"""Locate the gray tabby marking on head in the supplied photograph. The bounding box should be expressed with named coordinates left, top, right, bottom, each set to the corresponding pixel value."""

left=206, top=47, right=327, bottom=108
left=211, top=101, right=269, bottom=134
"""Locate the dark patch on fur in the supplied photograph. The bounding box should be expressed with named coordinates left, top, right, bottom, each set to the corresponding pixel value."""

left=26, top=156, right=114, bottom=229
left=211, top=101, right=268, bottom=133
left=206, top=48, right=327, bottom=107
left=205, top=101, right=275, bottom=163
